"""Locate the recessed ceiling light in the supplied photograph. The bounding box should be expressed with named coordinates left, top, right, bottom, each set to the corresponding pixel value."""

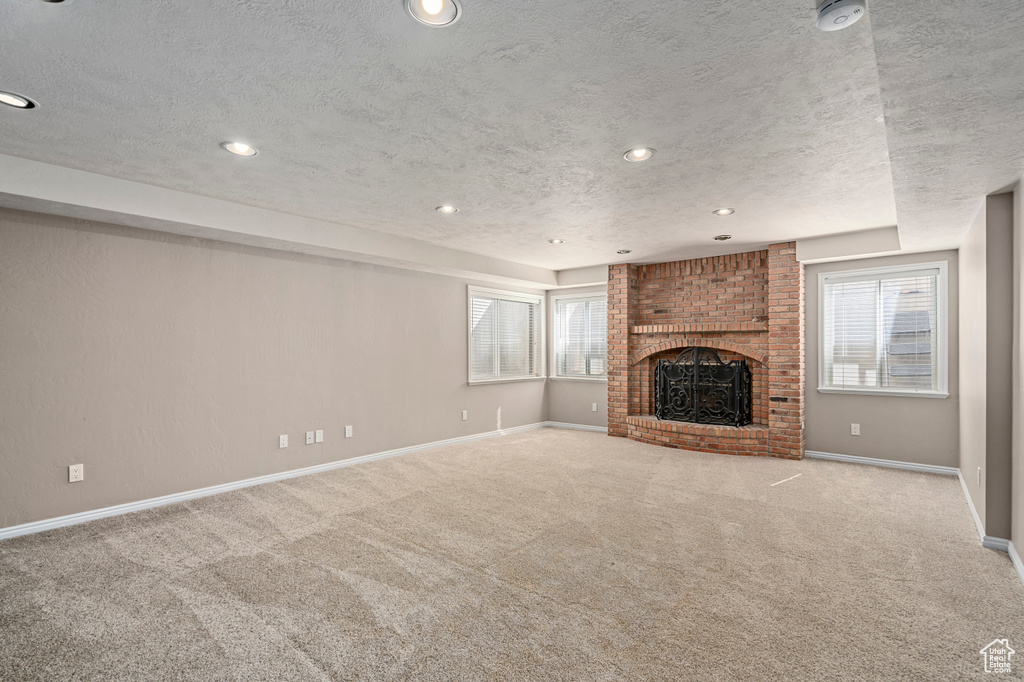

left=713, top=234, right=732, bottom=241
left=617, top=249, right=632, bottom=254
left=221, top=141, right=257, bottom=157
left=0, top=91, right=36, bottom=109
left=406, top=0, right=461, bottom=26
left=436, top=205, right=458, bottom=214
left=623, top=148, right=655, bottom=162
left=712, top=208, right=735, bottom=216
left=549, top=239, right=565, bottom=244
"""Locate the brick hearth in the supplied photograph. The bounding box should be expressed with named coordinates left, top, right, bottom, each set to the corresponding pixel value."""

left=607, top=243, right=805, bottom=459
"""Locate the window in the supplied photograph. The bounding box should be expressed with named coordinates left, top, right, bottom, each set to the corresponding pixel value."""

left=819, top=262, right=948, bottom=397
left=552, top=294, right=607, bottom=379
left=468, top=287, right=543, bottom=382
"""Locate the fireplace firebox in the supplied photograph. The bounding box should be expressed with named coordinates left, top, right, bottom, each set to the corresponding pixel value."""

left=655, top=347, right=752, bottom=427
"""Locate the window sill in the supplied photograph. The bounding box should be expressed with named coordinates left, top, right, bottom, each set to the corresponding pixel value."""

left=469, top=377, right=547, bottom=385
left=816, top=387, right=949, bottom=399
left=549, top=376, right=608, bottom=382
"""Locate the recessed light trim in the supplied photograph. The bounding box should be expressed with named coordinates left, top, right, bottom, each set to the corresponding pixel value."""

left=713, top=234, right=732, bottom=241
left=712, top=208, right=735, bottom=216
left=548, top=239, right=565, bottom=244
left=617, top=249, right=632, bottom=254
left=406, top=0, right=461, bottom=27
left=221, top=141, right=257, bottom=157
left=436, top=205, right=458, bottom=214
left=0, top=91, right=36, bottom=109
left=623, top=148, right=655, bottom=162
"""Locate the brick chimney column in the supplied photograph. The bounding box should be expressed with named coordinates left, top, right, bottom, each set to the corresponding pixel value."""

left=607, top=264, right=637, bottom=437
left=766, top=242, right=805, bottom=459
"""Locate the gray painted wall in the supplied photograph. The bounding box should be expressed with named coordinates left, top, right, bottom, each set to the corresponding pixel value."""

left=985, top=194, right=1014, bottom=541
left=960, top=206, right=988, bottom=527
left=958, top=194, right=1015, bottom=540
left=545, top=285, right=608, bottom=428
left=0, top=209, right=549, bottom=529
left=805, top=251, right=960, bottom=468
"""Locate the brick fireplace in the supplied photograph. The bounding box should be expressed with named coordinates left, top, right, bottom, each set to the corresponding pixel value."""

left=607, top=243, right=805, bottom=459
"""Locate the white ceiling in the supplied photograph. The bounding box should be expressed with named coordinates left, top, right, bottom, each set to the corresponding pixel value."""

left=0, top=0, right=1021, bottom=284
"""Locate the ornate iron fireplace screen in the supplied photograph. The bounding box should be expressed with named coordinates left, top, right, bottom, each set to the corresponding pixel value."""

left=655, top=347, right=752, bottom=427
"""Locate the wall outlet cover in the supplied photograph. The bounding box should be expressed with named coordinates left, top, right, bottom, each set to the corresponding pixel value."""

left=462, top=410, right=468, bottom=421
left=279, top=434, right=288, bottom=449
left=850, top=423, right=860, bottom=436
left=306, top=431, right=314, bottom=445
left=68, top=464, right=84, bottom=483
left=592, top=403, right=598, bottom=412
left=345, top=425, right=353, bottom=438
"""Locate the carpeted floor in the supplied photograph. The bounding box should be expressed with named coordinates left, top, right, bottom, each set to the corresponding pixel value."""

left=1, top=429, right=1022, bottom=681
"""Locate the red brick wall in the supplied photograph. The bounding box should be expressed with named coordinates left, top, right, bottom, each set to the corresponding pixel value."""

left=607, top=244, right=804, bottom=459
left=767, top=243, right=805, bottom=459
left=636, top=251, right=768, bottom=325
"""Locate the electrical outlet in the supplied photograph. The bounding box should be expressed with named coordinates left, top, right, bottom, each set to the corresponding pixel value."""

left=68, top=464, right=84, bottom=483
left=306, top=431, right=314, bottom=445
left=462, top=410, right=468, bottom=421
left=315, top=429, right=323, bottom=443
left=279, top=434, right=288, bottom=449
left=850, top=423, right=861, bottom=436
left=592, top=403, right=598, bottom=412
left=345, top=425, right=353, bottom=438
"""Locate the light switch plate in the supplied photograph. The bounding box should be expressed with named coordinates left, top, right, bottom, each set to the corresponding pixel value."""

left=345, top=425, right=353, bottom=438
left=462, top=410, right=468, bottom=421
left=315, top=429, right=323, bottom=443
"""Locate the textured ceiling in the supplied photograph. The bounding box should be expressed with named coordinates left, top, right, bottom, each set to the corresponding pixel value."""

left=0, top=1, right=1020, bottom=271
left=869, top=0, right=1024, bottom=251
left=0, top=0, right=897, bottom=270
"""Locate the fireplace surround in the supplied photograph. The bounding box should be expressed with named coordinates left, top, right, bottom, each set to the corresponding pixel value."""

left=607, top=243, right=805, bottom=459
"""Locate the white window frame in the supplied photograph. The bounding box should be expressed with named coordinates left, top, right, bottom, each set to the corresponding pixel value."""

left=467, top=286, right=545, bottom=385
left=817, top=261, right=949, bottom=398
left=550, top=293, right=608, bottom=382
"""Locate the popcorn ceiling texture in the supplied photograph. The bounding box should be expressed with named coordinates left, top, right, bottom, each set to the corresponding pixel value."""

left=1, top=429, right=1021, bottom=680
left=0, top=0, right=896, bottom=270
left=870, top=1, right=1024, bottom=251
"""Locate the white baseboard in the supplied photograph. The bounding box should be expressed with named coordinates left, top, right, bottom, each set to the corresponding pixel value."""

left=805, top=450, right=959, bottom=476
left=545, top=421, right=608, bottom=433
left=958, top=470, right=988, bottom=542
left=0, top=420, right=606, bottom=541
left=955, top=470, right=1011, bottom=553
left=983, top=536, right=1011, bottom=552
left=1009, top=542, right=1024, bottom=590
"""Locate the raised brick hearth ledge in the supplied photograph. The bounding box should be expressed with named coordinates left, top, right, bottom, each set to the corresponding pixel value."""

left=626, top=416, right=770, bottom=456
left=607, top=243, right=805, bottom=460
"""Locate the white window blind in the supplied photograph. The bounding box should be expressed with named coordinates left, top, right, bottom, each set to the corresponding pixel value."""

left=469, top=287, right=542, bottom=382
left=554, top=295, right=607, bottom=377
left=820, top=263, right=946, bottom=395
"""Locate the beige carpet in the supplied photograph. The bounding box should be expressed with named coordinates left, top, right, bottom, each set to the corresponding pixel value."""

left=1, top=429, right=1022, bottom=681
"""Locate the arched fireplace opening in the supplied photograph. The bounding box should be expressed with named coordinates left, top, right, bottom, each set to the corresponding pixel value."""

left=655, top=347, right=752, bottom=427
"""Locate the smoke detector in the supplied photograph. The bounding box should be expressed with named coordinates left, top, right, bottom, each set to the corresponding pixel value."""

left=816, top=0, right=867, bottom=31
